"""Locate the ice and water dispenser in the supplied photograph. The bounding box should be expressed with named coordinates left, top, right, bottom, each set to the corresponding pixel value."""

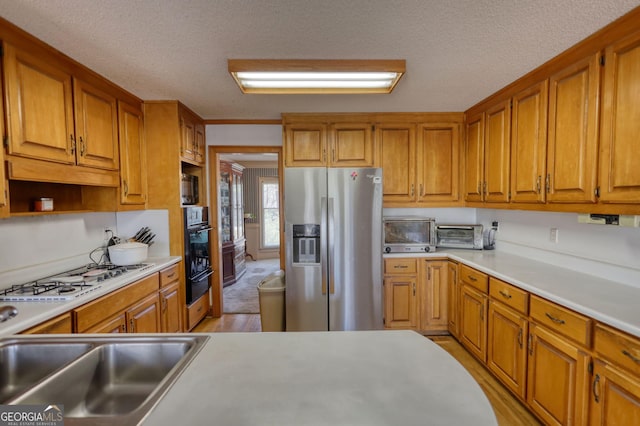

left=292, top=224, right=321, bottom=264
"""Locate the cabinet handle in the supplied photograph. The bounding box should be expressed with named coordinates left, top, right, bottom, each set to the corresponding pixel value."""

left=332, top=148, right=336, bottom=163
left=394, top=265, right=408, bottom=269
left=545, top=312, right=565, bottom=325
left=323, top=149, right=327, bottom=163
left=528, top=333, right=533, bottom=356
left=167, top=272, right=176, bottom=279
left=121, top=323, right=126, bottom=333
left=419, top=184, right=424, bottom=197
left=622, top=350, right=640, bottom=364
left=70, top=134, right=76, bottom=154
left=123, top=180, right=129, bottom=196
left=129, top=319, right=135, bottom=333
left=545, top=174, right=551, bottom=193
left=427, top=266, right=431, bottom=281
left=517, top=328, right=523, bottom=349
left=413, top=282, right=416, bottom=296
left=483, top=181, right=487, bottom=197
left=593, top=374, right=601, bottom=403
left=536, top=176, right=541, bottom=194
left=467, top=275, right=477, bottom=282
left=410, top=184, right=415, bottom=197
left=477, top=182, right=482, bottom=195
left=499, top=290, right=512, bottom=299
left=79, top=136, right=86, bottom=156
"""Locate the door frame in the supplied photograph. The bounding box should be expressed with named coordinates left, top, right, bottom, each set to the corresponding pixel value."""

left=207, top=145, right=284, bottom=317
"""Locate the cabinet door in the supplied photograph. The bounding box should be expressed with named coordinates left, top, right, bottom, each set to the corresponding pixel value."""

left=527, top=323, right=590, bottom=426
left=21, top=313, right=72, bottom=334
left=460, top=284, right=487, bottom=362
left=484, top=99, right=511, bottom=203
left=599, top=32, right=640, bottom=203
left=329, top=122, right=374, bottom=167
left=3, top=43, right=75, bottom=164
left=447, top=261, right=459, bottom=338
left=547, top=54, right=600, bottom=203
left=590, top=359, right=640, bottom=425
left=85, top=313, right=127, bottom=334
left=118, top=100, right=147, bottom=205
left=421, top=260, right=448, bottom=331
left=194, top=123, right=206, bottom=164
left=416, top=123, right=460, bottom=203
left=465, top=112, right=484, bottom=202
left=511, top=80, right=548, bottom=203
left=284, top=123, right=327, bottom=167
left=161, top=281, right=183, bottom=333
left=384, top=276, right=418, bottom=329
left=73, top=79, right=119, bottom=170
left=126, top=293, right=161, bottom=333
left=180, top=115, right=196, bottom=161
left=487, top=301, right=528, bottom=399
left=378, top=123, right=416, bottom=203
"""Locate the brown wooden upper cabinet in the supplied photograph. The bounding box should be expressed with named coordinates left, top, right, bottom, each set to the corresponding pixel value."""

left=598, top=30, right=640, bottom=203
left=3, top=43, right=119, bottom=171
left=118, top=100, right=147, bottom=206
left=378, top=122, right=416, bottom=203
left=465, top=99, right=511, bottom=203
left=180, top=107, right=205, bottom=165
left=283, top=115, right=375, bottom=168
left=547, top=53, right=600, bottom=204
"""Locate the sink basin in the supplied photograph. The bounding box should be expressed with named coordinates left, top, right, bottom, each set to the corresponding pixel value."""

left=0, top=341, right=93, bottom=402
left=6, top=335, right=208, bottom=425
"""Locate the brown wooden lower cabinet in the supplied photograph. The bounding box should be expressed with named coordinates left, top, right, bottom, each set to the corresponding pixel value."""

left=20, top=312, right=72, bottom=334
left=459, top=283, right=487, bottom=362
left=161, top=281, right=182, bottom=333
left=187, top=292, right=209, bottom=331
left=447, top=261, right=459, bottom=338
left=527, top=323, right=590, bottom=426
left=127, top=292, right=161, bottom=333
left=487, top=300, right=528, bottom=399
left=589, top=359, right=640, bottom=425
left=384, top=275, right=418, bottom=329
left=85, top=313, right=126, bottom=333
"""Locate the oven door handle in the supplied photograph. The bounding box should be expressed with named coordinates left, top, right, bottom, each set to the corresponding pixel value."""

left=190, top=268, right=214, bottom=282
left=192, top=226, right=213, bottom=234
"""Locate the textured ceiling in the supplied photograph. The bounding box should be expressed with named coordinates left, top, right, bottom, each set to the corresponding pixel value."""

left=0, top=0, right=638, bottom=120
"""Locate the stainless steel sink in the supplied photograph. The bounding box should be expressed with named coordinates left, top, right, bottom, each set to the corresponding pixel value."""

left=0, top=342, right=93, bottom=402
left=4, top=335, right=208, bottom=425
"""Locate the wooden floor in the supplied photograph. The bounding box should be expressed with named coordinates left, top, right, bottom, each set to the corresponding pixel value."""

left=193, top=314, right=541, bottom=426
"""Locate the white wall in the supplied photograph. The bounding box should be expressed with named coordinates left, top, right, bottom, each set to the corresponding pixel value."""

left=477, top=209, right=640, bottom=287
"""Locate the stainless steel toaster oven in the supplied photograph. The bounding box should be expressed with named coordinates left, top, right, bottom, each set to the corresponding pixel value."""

left=436, top=224, right=484, bottom=250
left=383, top=217, right=436, bottom=253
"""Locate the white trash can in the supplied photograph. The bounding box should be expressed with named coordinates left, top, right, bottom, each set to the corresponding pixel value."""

left=257, top=270, right=285, bottom=331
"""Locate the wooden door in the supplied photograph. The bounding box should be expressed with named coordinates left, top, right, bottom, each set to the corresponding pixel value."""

left=384, top=276, right=418, bottom=329
left=195, top=123, right=206, bottom=164
left=85, top=313, right=127, bottom=334
left=465, top=112, right=484, bottom=202
left=487, top=301, right=528, bottom=399
left=547, top=53, right=600, bottom=203
left=329, top=122, right=374, bottom=167
left=460, top=284, right=487, bottom=362
left=416, top=122, right=460, bottom=203
left=127, top=293, right=161, bottom=333
left=447, top=261, right=459, bottom=338
left=73, top=79, right=119, bottom=170
left=484, top=99, right=511, bottom=203
left=511, top=80, right=548, bottom=203
left=421, top=260, right=448, bottom=331
left=590, top=360, right=640, bottom=425
left=599, top=31, right=640, bottom=203
left=180, top=115, right=196, bottom=161
left=3, top=43, right=75, bottom=164
left=161, top=281, right=183, bottom=333
left=118, top=100, right=147, bottom=205
left=284, top=123, right=327, bottom=167
left=527, top=323, right=590, bottom=426
left=377, top=123, right=416, bottom=203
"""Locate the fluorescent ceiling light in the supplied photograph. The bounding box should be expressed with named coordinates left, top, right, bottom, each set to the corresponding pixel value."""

left=228, top=60, right=405, bottom=94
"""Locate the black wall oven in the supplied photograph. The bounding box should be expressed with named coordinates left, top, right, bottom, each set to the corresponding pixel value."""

left=184, top=206, right=213, bottom=305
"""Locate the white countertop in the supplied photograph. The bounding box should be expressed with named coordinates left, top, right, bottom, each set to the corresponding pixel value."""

left=0, top=256, right=181, bottom=337
left=386, top=250, right=640, bottom=338
left=142, top=331, right=497, bottom=426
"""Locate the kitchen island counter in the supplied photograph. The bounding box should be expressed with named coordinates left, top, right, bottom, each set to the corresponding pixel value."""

left=142, top=330, right=497, bottom=426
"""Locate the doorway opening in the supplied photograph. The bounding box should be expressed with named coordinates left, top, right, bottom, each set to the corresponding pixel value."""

left=208, top=146, right=284, bottom=317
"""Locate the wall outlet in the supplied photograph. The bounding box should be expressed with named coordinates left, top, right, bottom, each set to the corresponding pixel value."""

left=549, top=228, right=559, bottom=243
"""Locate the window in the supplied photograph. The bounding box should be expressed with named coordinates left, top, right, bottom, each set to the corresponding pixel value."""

left=260, top=177, right=280, bottom=249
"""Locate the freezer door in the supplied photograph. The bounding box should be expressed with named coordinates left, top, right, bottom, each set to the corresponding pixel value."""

left=328, top=168, right=383, bottom=330
left=284, top=168, right=328, bottom=331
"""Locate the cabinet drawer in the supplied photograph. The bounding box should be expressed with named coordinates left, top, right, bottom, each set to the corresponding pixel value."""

left=21, top=313, right=72, bottom=334
left=187, top=292, right=209, bottom=330
left=459, top=264, right=488, bottom=293
left=384, top=258, right=417, bottom=275
left=489, top=277, right=528, bottom=315
left=595, top=323, right=640, bottom=377
left=159, top=264, right=180, bottom=287
left=529, top=295, right=592, bottom=347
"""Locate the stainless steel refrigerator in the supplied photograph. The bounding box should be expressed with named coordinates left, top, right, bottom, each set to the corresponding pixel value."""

left=284, top=167, right=383, bottom=331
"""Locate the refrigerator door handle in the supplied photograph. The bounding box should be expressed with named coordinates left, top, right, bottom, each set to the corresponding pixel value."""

left=328, top=197, right=335, bottom=295
left=321, top=197, right=328, bottom=295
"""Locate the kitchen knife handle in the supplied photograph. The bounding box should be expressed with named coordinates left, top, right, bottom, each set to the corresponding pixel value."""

left=321, top=197, right=327, bottom=296
left=328, top=197, right=335, bottom=295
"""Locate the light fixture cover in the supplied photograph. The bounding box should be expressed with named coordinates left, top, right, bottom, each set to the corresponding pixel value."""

left=228, top=59, right=405, bottom=94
